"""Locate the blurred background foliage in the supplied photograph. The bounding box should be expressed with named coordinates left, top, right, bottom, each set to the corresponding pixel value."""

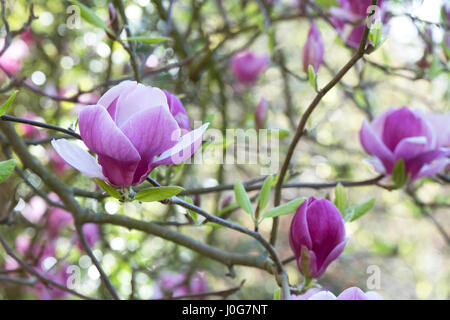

left=0, top=0, right=449, bottom=299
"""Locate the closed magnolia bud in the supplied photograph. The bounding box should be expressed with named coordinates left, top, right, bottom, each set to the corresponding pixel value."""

left=289, top=197, right=347, bottom=278
left=302, top=22, right=324, bottom=73
left=254, top=97, right=268, bottom=130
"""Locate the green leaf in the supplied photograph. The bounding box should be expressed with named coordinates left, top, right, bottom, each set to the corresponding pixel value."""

left=124, top=36, right=169, bottom=44
left=95, top=179, right=122, bottom=200
left=263, top=197, right=306, bottom=219
left=0, top=90, right=19, bottom=116
left=184, top=197, right=200, bottom=224
left=392, top=159, right=408, bottom=188
left=369, top=19, right=383, bottom=49
left=257, top=176, right=273, bottom=212
left=273, top=288, right=281, bottom=300
left=135, top=186, right=184, bottom=202
left=343, top=198, right=376, bottom=222
left=71, top=0, right=112, bottom=34
left=308, top=65, right=318, bottom=92
left=268, top=27, right=275, bottom=54
left=334, top=183, right=346, bottom=213
left=0, top=159, right=16, bottom=183
left=234, top=181, right=254, bottom=217
left=315, top=0, right=338, bottom=9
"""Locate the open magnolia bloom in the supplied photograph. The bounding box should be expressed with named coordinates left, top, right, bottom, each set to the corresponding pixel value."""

left=52, top=81, right=208, bottom=187
left=360, top=106, right=450, bottom=183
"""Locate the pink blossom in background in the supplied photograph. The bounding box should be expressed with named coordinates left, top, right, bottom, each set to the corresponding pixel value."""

left=21, top=196, right=47, bottom=224
left=0, top=38, right=29, bottom=77
left=17, top=113, right=47, bottom=140
left=48, top=149, right=70, bottom=176
left=46, top=207, right=73, bottom=240
left=289, top=197, right=347, bottom=278
left=76, top=223, right=100, bottom=249
left=330, top=0, right=387, bottom=49
left=35, top=264, right=70, bottom=300
left=360, top=106, right=450, bottom=183
left=153, top=271, right=209, bottom=299
left=302, top=22, right=324, bottom=73
left=254, top=97, right=268, bottom=130
left=230, top=51, right=269, bottom=85
left=52, top=81, right=209, bottom=187
left=15, top=234, right=32, bottom=255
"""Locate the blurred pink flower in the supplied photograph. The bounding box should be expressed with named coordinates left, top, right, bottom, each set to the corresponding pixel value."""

left=0, top=38, right=29, bottom=77
left=230, top=51, right=269, bottom=85
left=302, top=22, right=324, bottom=73
left=21, top=196, right=47, bottom=224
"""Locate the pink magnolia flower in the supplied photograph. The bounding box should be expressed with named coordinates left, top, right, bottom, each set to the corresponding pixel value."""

left=330, top=0, right=386, bottom=49
left=163, top=90, right=190, bottom=131
left=52, top=81, right=208, bottom=187
left=360, top=107, right=450, bottom=183
left=254, top=97, right=268, bottom=130
left=15, top=234, right=32, bottom=256
left=46, top=207, right=73, bottom=240
left=303, top=22, right=324, bottom=73
left=0, top=38, right=29, bottom=77
left=289, top=197, right=347, bottom=278
left=21, top=196, right=47, bottom=224
left=230, top=51, right=269, bottom=85
left=298, top=287, right=383, bottom=300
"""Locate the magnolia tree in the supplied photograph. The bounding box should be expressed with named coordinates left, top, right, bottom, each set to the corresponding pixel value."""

left=0, top=0, right=449, bottom=300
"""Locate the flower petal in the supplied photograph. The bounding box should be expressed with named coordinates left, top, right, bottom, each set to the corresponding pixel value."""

left=381, top=106, right=432, bottom=152
left=405, top=148, right=450, bottom=180
left=97, top=80, right=138, bottom=118
left=289, top=198, right=313, bottom=257
left=413, top=157, right=450, bottom=182
left=114, top=84, right=168, bottom=127
left=337, top=287, right=368, bottom=300
left=314, top=239, right=348, bottom=278
left=79, top=105, right=140, bottom=162
left=394, top=136, right=428, bottom=160
left=152, top=123, right=209, bottom=167
left=360, top=118, right=394, bottom=172
left=308, top=291, right=337, bottom=300
left=119, top=105, right=180, bottom=184
left=51, top=139, right=105, bottom=179
left=78, top=105, right=141, bottom=186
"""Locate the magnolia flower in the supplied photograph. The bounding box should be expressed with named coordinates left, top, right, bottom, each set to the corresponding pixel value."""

left=330, top=0, right=386, bottom=49
left=230, top=51, right=269, bottom=85
left=52, top=81, right=208, bottom=187
left=254, top=97, right=268, bottom=130
left=0, top=38, right=29, bottom=77
left=303, top=22, right=324, bottom=72
left=360, top=107, right=450, bottom=183
left=293, top=287, right=383, bottom=300
left=289, top=197, right=347, bottom=278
